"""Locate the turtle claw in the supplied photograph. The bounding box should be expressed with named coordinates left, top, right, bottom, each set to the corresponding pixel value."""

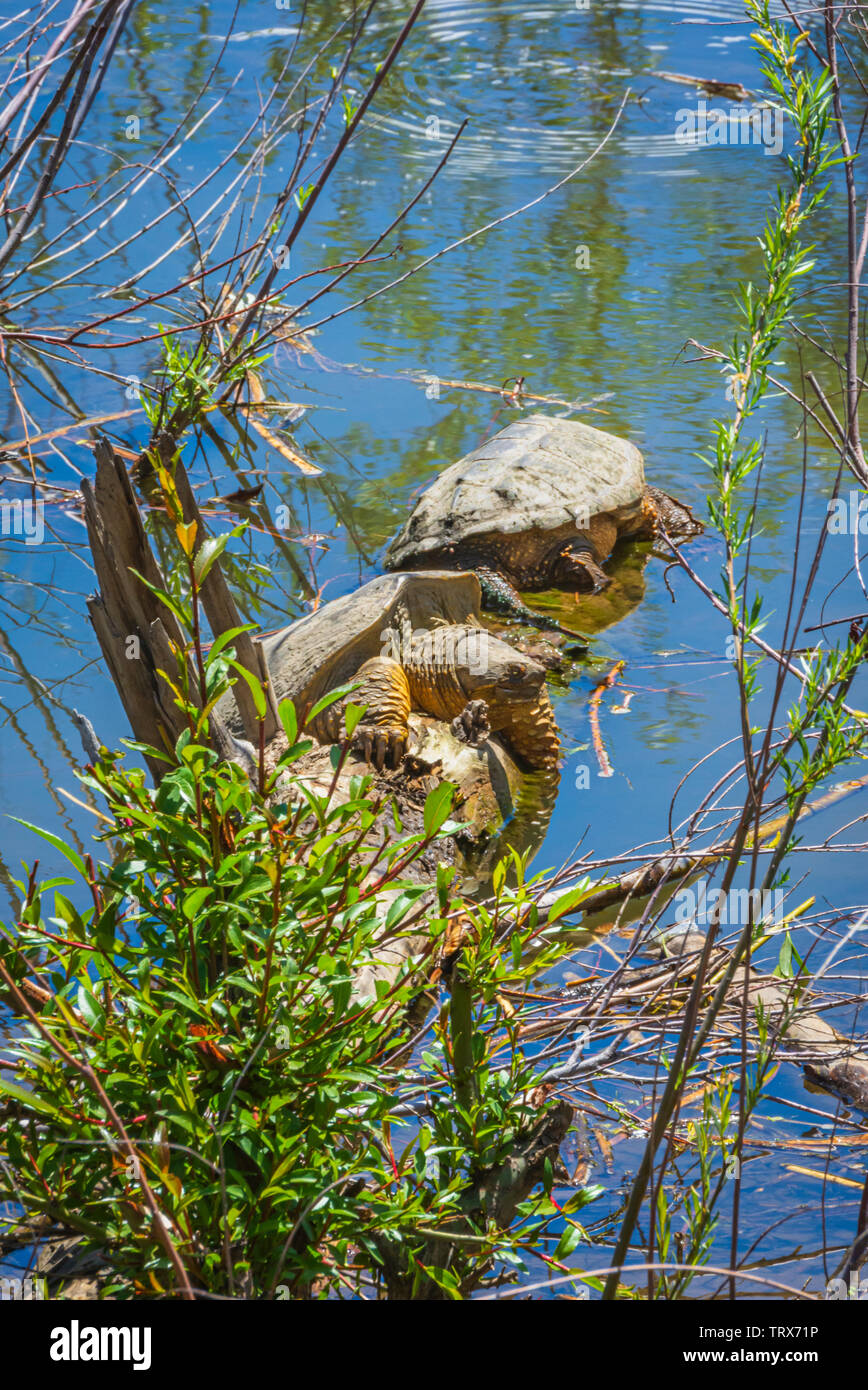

left=390, top=731, right=409, bottom=770
left=352, top=723, right=408, bottom=772
left=373, top=731, right=389, bottom=771
left=451, top=699, right=490, bottom=747
left=356, top=725, right=374, bottom=765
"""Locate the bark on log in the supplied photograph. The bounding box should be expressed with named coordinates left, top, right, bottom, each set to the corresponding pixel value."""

left=86, top=594, right=177, bottom=782
left=81, top=437, right=243, bottom=780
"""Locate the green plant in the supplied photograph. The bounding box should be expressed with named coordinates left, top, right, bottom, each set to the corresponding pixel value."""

left=0, top=492, right=599, bottom=1300
left=141, top=327, right=272, bottom=434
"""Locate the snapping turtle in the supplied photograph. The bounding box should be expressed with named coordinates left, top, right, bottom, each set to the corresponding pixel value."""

left=225, top=571, right=559, bottom=769
left=385, top=415, right=699, bottom=627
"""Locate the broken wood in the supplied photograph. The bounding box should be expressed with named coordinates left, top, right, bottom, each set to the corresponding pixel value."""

left=81, top=437, right=254, bottom=780
left=526, top=928, right=868, bottom=1113
left=651, top=70, right=753, bottom=101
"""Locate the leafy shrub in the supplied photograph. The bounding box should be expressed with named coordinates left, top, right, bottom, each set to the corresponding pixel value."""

left=0, top=576, right=595, bottom=1299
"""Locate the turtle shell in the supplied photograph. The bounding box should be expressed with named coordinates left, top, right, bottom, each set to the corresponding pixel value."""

left=385, top=414, right=646, bottom=569
left=216, top=570, right=482, bottom=734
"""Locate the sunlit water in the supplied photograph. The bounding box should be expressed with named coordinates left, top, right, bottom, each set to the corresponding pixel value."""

left=1, top=0, right=866, bottom=1297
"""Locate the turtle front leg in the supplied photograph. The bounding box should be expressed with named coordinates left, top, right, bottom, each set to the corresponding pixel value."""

left=551, top=542, right=610, bottom=594
left=312, top=656, right=411, bottom=771
left=478, top=565, right=589, bottom=642
left=494, top=686, right=560, bottom=768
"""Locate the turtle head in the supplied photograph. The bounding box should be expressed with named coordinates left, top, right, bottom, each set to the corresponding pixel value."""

left=550, top=539, right=611, bottom=593
left=453, top=631, right=545, bottom=707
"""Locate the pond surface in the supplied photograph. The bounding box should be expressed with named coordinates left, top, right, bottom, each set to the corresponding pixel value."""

left=2, top=0, right=867, bottom=1297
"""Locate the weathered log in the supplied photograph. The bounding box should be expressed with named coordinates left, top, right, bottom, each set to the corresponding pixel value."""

left=82, top=439, right=190, bottom=775
left=86, top=594, right=177, bottom=781
left=71, top=709, right=103, bottom=764
left=535, top=927, right=868, bottom=1112
left=81, top=437, right=242, bottom=780
left=646, top=936, right=868, bottom=1109
left=84, top=439, right=185, bottom=642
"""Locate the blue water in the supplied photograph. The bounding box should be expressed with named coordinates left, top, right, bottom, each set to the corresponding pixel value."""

left=1, top=0, right=865, bottom=1296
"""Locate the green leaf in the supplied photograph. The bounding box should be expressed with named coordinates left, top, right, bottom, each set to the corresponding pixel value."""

left=182, top=885, right=213, bottom=920
left=279, top=700, right=298, bottom=745
left=226, top=659, right=267, bottom=718
left=76, top=985, right=105, bottom=1030
left=305, top=682, right=360, bottom=726
left=554, top=1224, right=583, bottom=1260
left=193, top=534, right=232, bottom=585
left=774, top=931, right=793, bottom=979
left=384, top=886, right=427, bottom=929
left=127, top=567, right=190, bottom=630
left=561, top=1184, right=604, bottom=1214
left=344, top=702, right=364, bottom=739
left=206, top=624, right=257, bottom=665
left=547, top=879, right=597, bottom=924
left=423, top=782, right=455, bottom=838
left=0, top=1080, right=61, bottom=1118
left=10, top=819, right=86, bottom=877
